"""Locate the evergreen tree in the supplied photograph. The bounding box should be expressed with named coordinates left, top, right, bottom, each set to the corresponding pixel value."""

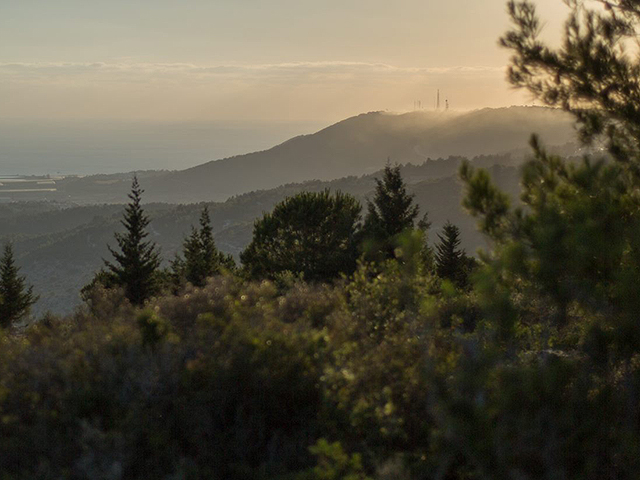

left=241, top=190, right=361, bottom=282
left=417, top=212, right=435, bottom=271
left=0, top=243, right=37, bottom=327
left=434, top=221, right=469, bottom=286
left=197, top=206, right=217, bottom=273
left=501, top=0, right=640, bottom=168
left=363, top=163, right=419, bottom=259
left=182, top=226, right=206, bottom=286
left=177, top=207, right=231, bottom=287
left=168, top=252, right=186, bottom=293
left=431, top=4, right=640, bottom=475
left=105, top=176, right=161, bottom=305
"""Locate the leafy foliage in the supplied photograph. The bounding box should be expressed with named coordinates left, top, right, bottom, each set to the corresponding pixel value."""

left=424, top=1, right=640, bottom=477
left=6, top=2, right=640, bottom=478
left=298, top=439, right=372, bottom=480
left=0, top=252, right=472, bottom=479
left=241, top=190, right=362, bottom=282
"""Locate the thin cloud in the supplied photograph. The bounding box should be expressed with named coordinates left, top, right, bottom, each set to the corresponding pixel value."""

left=0, top=61, right=520, bottom=121
left=0, top=61, right=506, bottom=85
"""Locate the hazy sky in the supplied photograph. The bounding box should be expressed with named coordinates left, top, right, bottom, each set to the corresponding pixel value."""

left=1, top=0, right=569, bottom=122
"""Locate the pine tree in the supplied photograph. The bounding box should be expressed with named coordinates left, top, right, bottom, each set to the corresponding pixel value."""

left=501, top=0, right=640, bottom=168
left=105, top=176, right=161, bottom=305
left=198, top=207, right=217, bottom=266
left=182, top=227, right=205, bottom=286
left=434, top=221, right=467, bottom=286
left=241, top=190, right=361, bottom=282
left=168, top=252, right=186, bottom=293
left=417, top=212, right=435, bottom=271
left=0, top=243, right=37, bottom=327
left=177, top=206, right=230, bottom=288
left=363, top=163, right=419, bottom=259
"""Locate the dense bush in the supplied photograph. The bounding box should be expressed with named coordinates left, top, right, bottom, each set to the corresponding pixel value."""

left=2, top=216, right=640, bottom=479
left=0, top=240, right=486, bottom=479
left=0, top=277, right=331, bottom=479
left=241, top=190, right=362, bottom=282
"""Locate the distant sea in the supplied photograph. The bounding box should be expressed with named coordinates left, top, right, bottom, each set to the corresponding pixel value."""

left=0, top=120, right=327, bottom=176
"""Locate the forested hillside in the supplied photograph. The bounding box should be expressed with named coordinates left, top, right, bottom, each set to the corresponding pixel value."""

left=1, top=156, right=522, bottom=314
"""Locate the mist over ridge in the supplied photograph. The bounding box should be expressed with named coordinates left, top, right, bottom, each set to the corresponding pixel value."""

left=3, top=106, right=577, bottom=205
left=169, top=106, right=574, bottom=201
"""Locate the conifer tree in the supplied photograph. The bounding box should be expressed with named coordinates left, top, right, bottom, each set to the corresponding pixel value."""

left=417, top=212, right=435, bottom=271
left=0, top=243, right=37, bottom=327
left=241, top=190, right=361, bottom=282
left=105, top=176, right=161, bottom=305
left=427, top=5, right=640, bottom=475
left=181, top=227, right=204, bottom=285
left=363, top=163, right=419, bottom=259
left=177, top=207, right=229, bottom=287
left=434, top=221, right=467, bottom=286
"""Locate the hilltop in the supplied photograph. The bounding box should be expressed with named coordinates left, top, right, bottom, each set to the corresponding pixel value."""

left=150, top=106, right=572, bottom=199
left=4, top=106, right=576, bottom=205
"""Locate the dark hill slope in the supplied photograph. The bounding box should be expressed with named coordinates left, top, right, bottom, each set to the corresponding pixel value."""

left=145, top=106, right=573, bottom=201
left=43, top=107, right=574, bottom=205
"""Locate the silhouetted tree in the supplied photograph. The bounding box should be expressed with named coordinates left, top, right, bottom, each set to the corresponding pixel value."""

left=80, top=268, right=119, bottom=305
left=435, top=221, right=472, bottom=286
left=362, top=163, right=419, bottom=259
left=241, top=190, right=361, bottom=282
left=501, top=0, right=640, bottom=168
left=418, top=211, right=435, bottom=271
left=105, top=176, right=161, bottom=305
left=0, top=243, right=37, bottom=327
left=174, top=206, right=234, bottom=288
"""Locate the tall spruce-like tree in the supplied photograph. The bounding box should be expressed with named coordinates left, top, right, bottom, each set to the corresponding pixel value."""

left=178, top=206, right=231, bottom=287
left=362, top=163, right=419, bottom=259
left=105, top=176, right=161, bottom=305
left=0, top=243, right=37, bottom=327
left=181, top=227, right=205, bottom=286
left=434, top=221, right=467, bottom=286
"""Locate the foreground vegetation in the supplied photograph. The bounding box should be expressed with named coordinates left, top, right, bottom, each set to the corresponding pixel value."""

left=2, top=212, right=638, bottom=478
left=1, top=0, right=640, bottom=478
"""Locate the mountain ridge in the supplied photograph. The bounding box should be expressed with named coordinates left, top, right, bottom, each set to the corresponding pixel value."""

left=144, top=106, right=573, bottom=201
left=5, top=106, right=576, bottom=205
